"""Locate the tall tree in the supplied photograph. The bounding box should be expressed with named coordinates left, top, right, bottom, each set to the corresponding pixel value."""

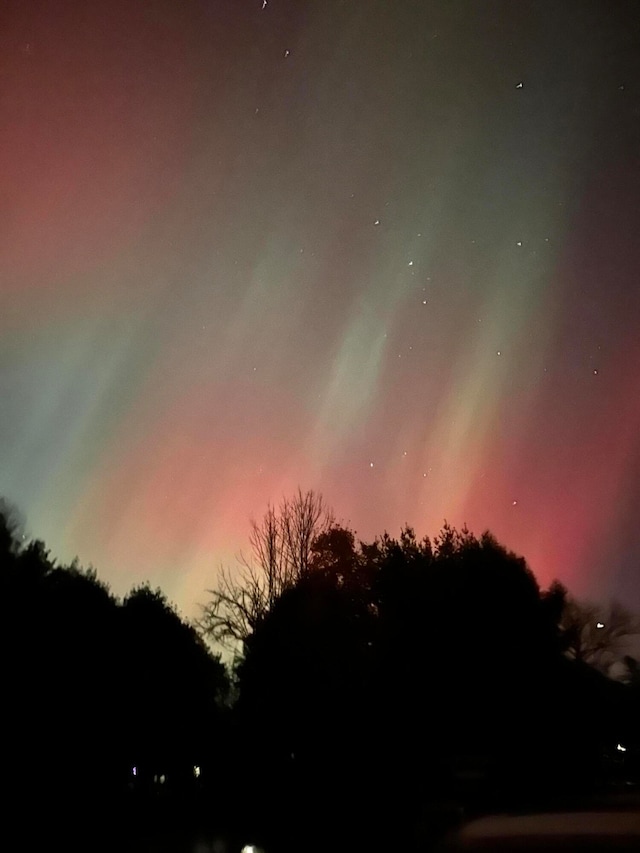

left=233, top=519, right=618, bottom=851
left=121, top=583, right=229, bottom=780
left=199, top=489, right=335, bottom=650
left=1, top=499, right=231, bottom=814
left=560, top=596, right=640, bottom=675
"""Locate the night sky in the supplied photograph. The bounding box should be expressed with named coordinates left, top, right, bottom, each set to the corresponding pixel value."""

left=1, top=0, right=639, bottom=618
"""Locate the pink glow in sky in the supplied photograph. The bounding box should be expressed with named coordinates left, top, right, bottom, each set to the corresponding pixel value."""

left=1, top=0, right=639, bottom=618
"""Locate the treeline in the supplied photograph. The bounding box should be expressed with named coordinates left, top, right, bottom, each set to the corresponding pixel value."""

left=2, top=493, right=639, bottom=850
left=1, top=503, right=230, bottom=829
left=202, top=491, right=640, bottom=851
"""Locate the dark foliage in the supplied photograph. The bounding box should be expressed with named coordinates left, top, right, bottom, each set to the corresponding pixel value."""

left=233, top=520, right=636, bottom=852
left=2, top=494, right=638, bottom=851
left=0, top=501, right=229, bottom=830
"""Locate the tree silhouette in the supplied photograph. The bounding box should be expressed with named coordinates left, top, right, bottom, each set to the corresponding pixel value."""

left=234, top=530, right=376, bottom=850
left=559, top=595, right=640, bottom=675
left=232, top=514, right=628, bottom=850
left=121, top=583, right=229, bottom=785
left=199, top=489, right=335, bottom=650
left=3, top=491, right=637, bottom=849
left=0, top=497, right=26, bottom=558
left=1, top=515, right=122, bottom=807
left=0, top=499, right=230, bottom=825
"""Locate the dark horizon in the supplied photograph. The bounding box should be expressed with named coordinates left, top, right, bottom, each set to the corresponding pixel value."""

left=3, top=496, right=639, bottom=853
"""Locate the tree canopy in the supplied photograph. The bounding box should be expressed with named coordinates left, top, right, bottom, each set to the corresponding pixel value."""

left=3, top=491, right=638, bottom=851
left=0, top=500, right=229, bottom=815
left=199, top=488, right=335, bottom=649
left=203, top=497, right=637, bottom=850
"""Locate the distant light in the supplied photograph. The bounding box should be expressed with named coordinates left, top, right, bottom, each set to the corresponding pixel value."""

left=159, top=774, right=166, bottom=784
left=193, top=765, right=201, bottom=778
left=241, top=846, right=256, bottom=853
left=132, top=766, right=137, bottom=777
left=596, top=622, right=605, bottom=629
left=616, top=744, right=627, bottom=753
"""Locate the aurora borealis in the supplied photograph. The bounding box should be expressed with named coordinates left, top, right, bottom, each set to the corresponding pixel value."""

left=1, top=0, right=639, bottom=617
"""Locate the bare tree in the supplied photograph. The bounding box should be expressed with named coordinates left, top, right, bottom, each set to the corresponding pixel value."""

left=199, top=489, right=334, bottom=651
left=561, top=597, right=640, bottom=675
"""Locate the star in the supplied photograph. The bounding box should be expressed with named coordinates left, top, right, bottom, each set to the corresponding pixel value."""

left=515, top=81, right=523, bottom=88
